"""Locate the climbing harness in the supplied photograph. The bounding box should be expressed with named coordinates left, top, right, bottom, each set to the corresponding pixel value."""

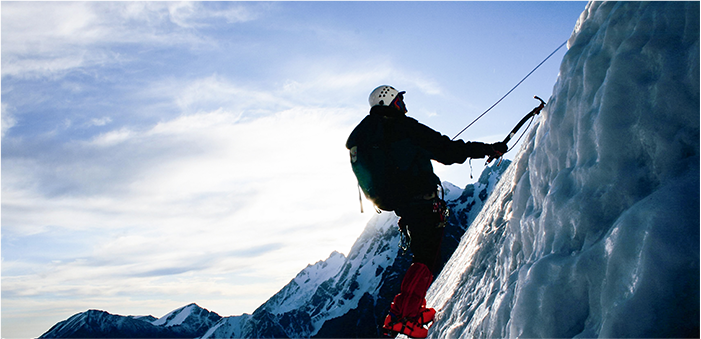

left=487, top=96, right=546, bottom=165
left=452, top=40, right=567, bottom=141
left=434, top=184, right=448, bottom=229
left=432, top=199, right=449, bottom=229
left=397, top=184, right=448, bottom=253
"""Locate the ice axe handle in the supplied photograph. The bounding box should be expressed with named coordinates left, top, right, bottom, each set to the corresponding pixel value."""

left=486, top=96, right=545, bottom=164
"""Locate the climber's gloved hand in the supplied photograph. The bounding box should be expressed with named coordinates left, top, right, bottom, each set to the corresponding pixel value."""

left=488, top=141, right=508, bottom=158
left=465, top=141, right=508, bottom=159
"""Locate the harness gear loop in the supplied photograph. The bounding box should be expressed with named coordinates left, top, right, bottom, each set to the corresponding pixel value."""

left=433, top=199, right=449, bottom=228
left=433, top=183, right=449, bottom=228
left=398, top=218, right=411, bottom=254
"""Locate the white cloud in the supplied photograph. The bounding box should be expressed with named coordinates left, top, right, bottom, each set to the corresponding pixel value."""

left=172, top=75, right=288, bottom=117
left=1, top=2, right=264, bottom=78
left=2, top=103, right=17, bottom=138
left=166, top=2, right=261, bottom=28
left=90, top=127, right=134, bottom=147
left=1, top=103, right=369, bottom=330
left=88, top=117, right=112, bottom=127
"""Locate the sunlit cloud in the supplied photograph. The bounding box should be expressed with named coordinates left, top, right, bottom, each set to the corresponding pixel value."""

left=2, top=101, right=368, bottom=309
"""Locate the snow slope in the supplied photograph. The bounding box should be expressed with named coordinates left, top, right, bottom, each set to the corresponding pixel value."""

left=427, top=2, right=699, bottom=338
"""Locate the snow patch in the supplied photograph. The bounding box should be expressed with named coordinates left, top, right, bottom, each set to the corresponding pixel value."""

left=153, top=303, right=196, bottom=327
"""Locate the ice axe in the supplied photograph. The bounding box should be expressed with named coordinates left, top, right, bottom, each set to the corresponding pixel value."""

left=487, top=96, right=546, bottom=165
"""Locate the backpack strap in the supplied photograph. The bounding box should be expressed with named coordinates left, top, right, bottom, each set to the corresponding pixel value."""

left=357, top=184, right=364, bottom=213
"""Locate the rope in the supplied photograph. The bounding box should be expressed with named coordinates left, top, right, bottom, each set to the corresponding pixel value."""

left=452, top=39, right=568, bottom=140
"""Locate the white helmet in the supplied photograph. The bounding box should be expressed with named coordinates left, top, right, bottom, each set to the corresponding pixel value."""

left=368, top=85, right=405, bottom=107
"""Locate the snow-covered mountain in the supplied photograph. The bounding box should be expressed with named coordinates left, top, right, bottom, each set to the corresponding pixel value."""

left=426, top=2, right=699, bottom=338
left=39, top=162, right=509, bottom=339
left=40, top=303, right=221, bottom=338
left=201, top=162, right=510, bottom=338
left=152, top=303, right=223, bottom=336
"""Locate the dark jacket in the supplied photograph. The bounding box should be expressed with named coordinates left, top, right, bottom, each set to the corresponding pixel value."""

left=346, top=106, right=493, bottom=206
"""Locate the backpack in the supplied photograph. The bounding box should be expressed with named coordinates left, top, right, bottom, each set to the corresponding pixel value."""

left=347, top=115, right=407, bottom=211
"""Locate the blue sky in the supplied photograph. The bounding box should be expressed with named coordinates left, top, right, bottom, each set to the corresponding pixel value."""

left=2, top=2, right=586, bottom=337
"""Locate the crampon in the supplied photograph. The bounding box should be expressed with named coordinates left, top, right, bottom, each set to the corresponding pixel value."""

left=382, top=307, right=435, bottom=338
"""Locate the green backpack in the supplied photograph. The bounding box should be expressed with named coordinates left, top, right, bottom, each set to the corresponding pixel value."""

left=347, top=115, right=407, bottom=212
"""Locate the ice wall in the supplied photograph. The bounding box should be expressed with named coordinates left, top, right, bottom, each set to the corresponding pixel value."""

left=427, top=2, right=699, bottom=338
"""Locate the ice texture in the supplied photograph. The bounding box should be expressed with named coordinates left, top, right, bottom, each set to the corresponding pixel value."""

left=426, top=2, right=699, bottom=338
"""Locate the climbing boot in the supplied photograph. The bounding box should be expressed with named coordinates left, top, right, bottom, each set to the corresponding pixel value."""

left=382, top=313, right=428, bottom=338
left=417, top=305, right=436, bottom=326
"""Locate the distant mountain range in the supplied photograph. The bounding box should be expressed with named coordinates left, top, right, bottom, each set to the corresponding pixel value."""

left=40, top=161, right=510, bottom=338
left=40, top=303, right=221, bottom=338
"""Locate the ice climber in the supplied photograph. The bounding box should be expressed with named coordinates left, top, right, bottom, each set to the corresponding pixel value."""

left=346, top=85, right=507, bottom=338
